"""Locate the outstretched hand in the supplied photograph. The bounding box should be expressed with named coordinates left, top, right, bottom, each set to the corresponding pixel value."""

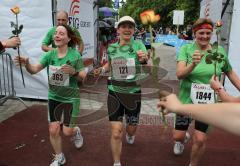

left=2, top=37, right=21, bottom=48
left=210, top=75, right=222, bottom=91
left=93, top=67, right=103, bottom=77
left=157, top=93, right=182, bottom=114
left=61, top=64, right=76, bottom=75
left=14, top=55, right=29, bottom=66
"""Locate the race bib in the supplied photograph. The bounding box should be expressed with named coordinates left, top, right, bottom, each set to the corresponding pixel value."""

left=190, top=83, right=215, bottom=104
left=111, top=58, right=136, bottom=80
left=49, top=65, right=69, bottom=86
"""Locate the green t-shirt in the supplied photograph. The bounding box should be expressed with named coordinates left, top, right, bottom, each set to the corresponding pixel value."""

left=40, top=47, right=84, bottom=103
left=42, top=26, right=83, bottom=48
left=177, top=42, right=232, bottom=104
left=107, top=39, right=147, bottom=93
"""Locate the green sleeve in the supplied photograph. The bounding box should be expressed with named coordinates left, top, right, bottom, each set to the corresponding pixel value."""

left=39, top=51, right=52, bottom=67
left=42, top=27, right=55, bottom=46
left=177, top=44, right=189, bottom=62
left=137, top=40, right=147, bottom=54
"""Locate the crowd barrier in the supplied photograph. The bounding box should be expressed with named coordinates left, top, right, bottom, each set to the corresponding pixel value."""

left=0, top=52, right=27, bottom=107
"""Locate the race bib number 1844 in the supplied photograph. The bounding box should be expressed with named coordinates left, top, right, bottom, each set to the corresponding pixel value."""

left=190, top=83, right=215, bottom=104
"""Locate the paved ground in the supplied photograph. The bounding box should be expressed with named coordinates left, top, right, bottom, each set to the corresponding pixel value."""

left=2, top=44, right=239, bottom=166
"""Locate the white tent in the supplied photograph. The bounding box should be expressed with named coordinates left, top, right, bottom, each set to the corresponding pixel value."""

left=0, top=0, right=98, bottom=99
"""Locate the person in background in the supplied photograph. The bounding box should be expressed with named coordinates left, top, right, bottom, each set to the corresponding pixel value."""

left=173, top=18, right=240, bottom=166
left=0, top=37, right=21, bottom=53
left=42, top=10, right=84, bottom=55
left=94, top=16, right=148, bottom=166
left=15, top=25, right=86, bottom=166
left=185, top=24, right=193, bottom=40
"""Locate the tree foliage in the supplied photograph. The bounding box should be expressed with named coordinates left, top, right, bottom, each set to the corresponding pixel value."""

left=118, top=0, right=200, bottom=30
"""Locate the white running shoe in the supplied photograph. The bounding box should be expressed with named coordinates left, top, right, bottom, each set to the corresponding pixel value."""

left=173, top=132, right=190, bottom=155
left=72, top=126, right=83, bottom=149
left=126, top=133, right=135, bottom=144
left=113, top=162, right=121, bottom=166
left=50, top=153, right=66, bottom=166
left=173, top=141, right=184, bottom=155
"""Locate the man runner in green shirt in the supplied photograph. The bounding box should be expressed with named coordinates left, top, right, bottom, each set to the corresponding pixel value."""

left=41, top=10, right=84, bottom=55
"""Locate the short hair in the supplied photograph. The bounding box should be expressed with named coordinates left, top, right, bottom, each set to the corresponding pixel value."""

left=57, top=10, right=68, bottom=19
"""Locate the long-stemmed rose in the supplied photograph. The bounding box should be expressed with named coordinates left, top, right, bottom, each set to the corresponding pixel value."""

left=140, top=10, right=160, bottom=80
left=10, top=6, right=25, bottom=87
left=205, top=20, right=226, bottom=102
left=140, top=10, right=167, bottom=128
left=140, top=10, right=160, bottom=43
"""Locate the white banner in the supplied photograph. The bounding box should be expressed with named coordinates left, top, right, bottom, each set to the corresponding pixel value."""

left=0, top=0, right=96, bottom=99
left=200, top=0, right=222, bottom=22
left=0, top=0, right=52, bottom=99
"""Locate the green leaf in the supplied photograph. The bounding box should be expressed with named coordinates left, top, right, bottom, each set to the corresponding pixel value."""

left=19, top=25, right=23, bottom=31
left=17, top=25, right=23, bottom=34
left=10, top=21, right=15, bottom=27
left=219, top=53, right=224, bottom=58
left=217, top=59, right=222, bottom=63
left=205, top=57, right=212, bottom=64
left=12, top=30, right=17, bottom=35
left=213, top=52, right=220, bottom=59
left=207, top=50, right=212, bottom=53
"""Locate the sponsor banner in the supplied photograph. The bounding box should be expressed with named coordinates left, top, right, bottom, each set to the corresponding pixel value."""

left=200, top=0, right=222, bottom=42
left=57, top=0, right=95, bottom=58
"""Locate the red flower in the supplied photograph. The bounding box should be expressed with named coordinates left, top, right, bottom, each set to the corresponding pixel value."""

left=215, top=20, right=222, bottom=27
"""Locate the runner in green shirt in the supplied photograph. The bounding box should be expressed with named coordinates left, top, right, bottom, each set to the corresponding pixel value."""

left=94, top=16, right=148, bottom=166
left=41, top=10, right=84, bottom=54
left=15, top=25, right=86, bottom=166
left=173, top=18, right=240, bottom=166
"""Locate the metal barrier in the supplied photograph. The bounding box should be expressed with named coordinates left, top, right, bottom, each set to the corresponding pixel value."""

left=0, top=52, right=27, bottom=107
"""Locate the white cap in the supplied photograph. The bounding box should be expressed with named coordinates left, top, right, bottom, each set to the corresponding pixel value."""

left=118, top=16, right=135, bottom=28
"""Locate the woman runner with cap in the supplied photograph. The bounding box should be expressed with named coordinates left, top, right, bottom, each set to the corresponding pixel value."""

left=172, top=18, right=240, bottom=166
left=94, top=15, right=148, bottom=166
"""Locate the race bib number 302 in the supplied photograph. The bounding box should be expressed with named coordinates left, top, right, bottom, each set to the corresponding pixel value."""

left=49, top=65, right=69, bottom=86
left=190, top=83, right=215, bottom=104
